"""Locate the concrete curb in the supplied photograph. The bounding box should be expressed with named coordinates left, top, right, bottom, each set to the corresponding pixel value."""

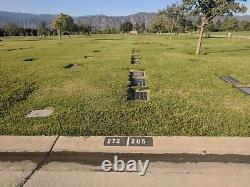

left=1, top=136, right=250, bottom=154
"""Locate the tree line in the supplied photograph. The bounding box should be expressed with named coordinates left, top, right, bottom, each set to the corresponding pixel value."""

left=0, top=1, right=248, bottom=55
left=1, top=15, right=249, bottom=38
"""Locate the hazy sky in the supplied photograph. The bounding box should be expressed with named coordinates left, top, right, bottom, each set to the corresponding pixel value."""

left=0, top=0, right=249, bottom=16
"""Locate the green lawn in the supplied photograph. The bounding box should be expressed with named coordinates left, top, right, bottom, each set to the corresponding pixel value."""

left=210, top=31, right=250, bottom=36
left=0, top=34, right=250, bottom=136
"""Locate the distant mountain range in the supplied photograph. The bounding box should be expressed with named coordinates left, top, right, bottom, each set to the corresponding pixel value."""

left=0, top=11, right=156, bottom=30
left=0, top=11, right=250, bottom=30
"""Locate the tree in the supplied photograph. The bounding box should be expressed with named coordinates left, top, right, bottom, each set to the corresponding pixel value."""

left=214, top=20, right=222, bottom=32
left=0, top=28, right=4, bottom=37
left=221, top=17, right=239, bottom=31
left=183, top=0, right=247, bottom=55
left=53, top=13, right=74, bottom=38
left=3, top=23, right=19, bottom=36
left=160, top=4, right=188, bottom=33
left=134, top=22, right=146, bottom=33
left=150, top=14, right=173, bottom=33
left=120, top=22, right=133, bottom=33
left=239, top=20, right=250, bottom=31
left=38, top=22, right=48, bottom=36
left=77, top=24, right=92, bottom=35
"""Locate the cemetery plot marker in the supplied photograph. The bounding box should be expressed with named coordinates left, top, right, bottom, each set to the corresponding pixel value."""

left=131, top=56, right=143, bottom=64
left=132, top=49, right=141, bottom=53
left=220, top=75, right=240, bottom=85
left=24, top=58, right=38, bottom=62
left=237, top=87, right=250, bottom=95
left=132, top=89, right=150, bottom=101
left=84, top=55, right=93, bottom=59
left=26, top=108, right=54, bottom=118
left=64, top=64, right=80, bottom=69
left=131, top=78, right=148, bottom=87
left=131, top=71, right=146, bottom=79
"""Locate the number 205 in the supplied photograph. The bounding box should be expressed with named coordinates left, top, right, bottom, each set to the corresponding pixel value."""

left=130, top=138, right=146, bottom=145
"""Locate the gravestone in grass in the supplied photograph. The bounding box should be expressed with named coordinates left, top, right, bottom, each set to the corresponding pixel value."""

left=84, top=56, right=93, bottom=59
left=237, top=87, right=250, bottom=95
left=64, top=64, right=80, bottom=69
left=24, top=58, right=38, bottom=62
left=131, top=78, right=148, bottom=87
left=132, top=54, right=142, bottom=59
left=131, top=58, right=143, bottom=64
left=26, top=108, right=54, bottom=118
left=132, top=49, right=141, bottom=53
left=220, top=76, right=240, bottom=85
left=131, top=71, right=146, bottom=79
left=133, top=89, right=150, bottom=101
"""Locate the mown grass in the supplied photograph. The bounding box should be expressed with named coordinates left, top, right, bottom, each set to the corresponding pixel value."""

left=0, top=34, right=249, bottom=136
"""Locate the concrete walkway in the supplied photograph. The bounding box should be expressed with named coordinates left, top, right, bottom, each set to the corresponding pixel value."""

left=1, top=136, right=250, bottom=187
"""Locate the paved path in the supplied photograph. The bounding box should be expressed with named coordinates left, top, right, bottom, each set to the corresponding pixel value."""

left=1, top=136, right=250, bottom=187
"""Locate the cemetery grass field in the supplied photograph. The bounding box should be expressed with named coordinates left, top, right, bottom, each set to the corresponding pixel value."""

left=0, top=34, right=250, bottom=136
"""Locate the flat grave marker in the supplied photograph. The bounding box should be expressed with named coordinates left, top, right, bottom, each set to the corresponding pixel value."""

left=132, top=89, right=150, bottom=101
left=131, top=78, right=148, bottom=87
left=220, top=75, right=240, bottom=85
left=24, top=58, right=38, bottom=62
left=26, top=108, right=54, bottom=118
left=132, top=54, right=142, bottom=59
left=237, top=87, right=250, bottom=95
left=131, top=71, right=146, bottom=79
left=84, top=55, right=93, bottom=59
left=131, top=59, right=143, bottom=64
left=64, top=64, right=80, bottom=69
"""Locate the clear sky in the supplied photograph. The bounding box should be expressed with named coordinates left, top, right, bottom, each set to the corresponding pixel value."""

left=0, top=0, right=249, bottom=16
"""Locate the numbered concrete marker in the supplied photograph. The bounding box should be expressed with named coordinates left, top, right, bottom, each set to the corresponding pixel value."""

left=220, top=75, right=240, bottom=85
left=129, top=137, right=153, bottom=146
left=104, top=137, right=128, bottom=146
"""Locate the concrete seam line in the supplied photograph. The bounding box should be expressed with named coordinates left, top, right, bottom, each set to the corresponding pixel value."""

left=17, top=135, right=60, bottom=187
